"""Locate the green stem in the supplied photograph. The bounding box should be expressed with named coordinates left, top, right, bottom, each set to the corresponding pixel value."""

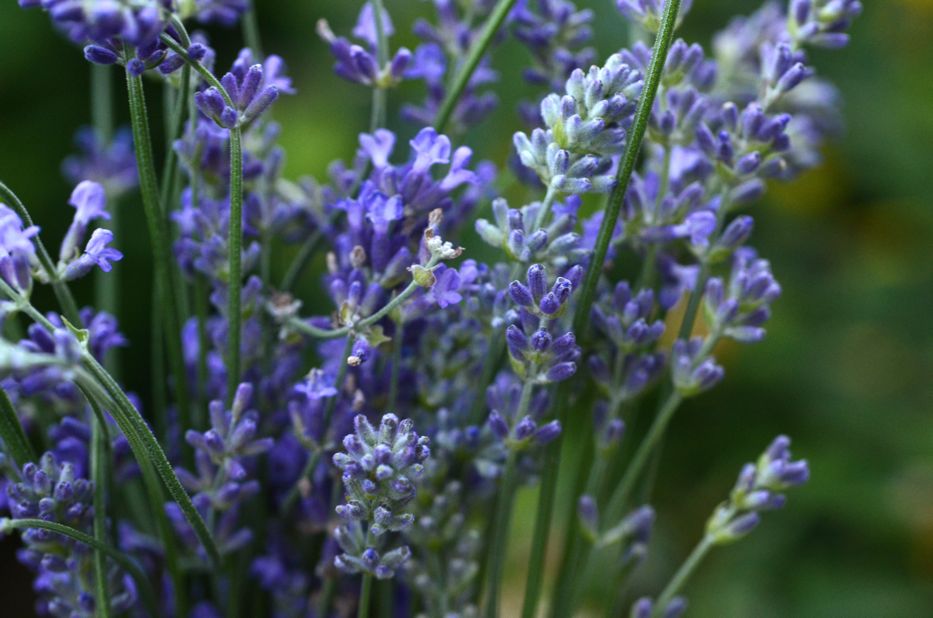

left=288, top=259, right=438, bottom=340
left=484, top=378, right=534, bottom=617
left=572, top=0, right=683, bottom=335
left=92, top=67, right=121, bottom=374
left=523, top=5, right=683, bottom=614
left=0, top=387, right=35, bottom=467
left=483, top=451, right=519, bottom=618
left=124, top=70, right=193, bottom=437
left=242, top=0, right=264, bottom=57
left=279, top=229, right=323, bottom=291
left=193, top=274, right=210, bottom=428
left=652, top=536, right=715, bottom=615
left=388, top=316, right=403, bottom=410
left=603, top=392, right=683, bottom=525
left=87, top=392, right=112, bottom=618
left=227, top=125, right=244, bottom=403
left=432, top=0, right=518, bottom=132
left=370, top=0, right=389, bottom=130
left=80, top=352, right=220, bottom=565
left=0, top=518, right=158, bottom=617
left=358, top=573, right=374, bottom=618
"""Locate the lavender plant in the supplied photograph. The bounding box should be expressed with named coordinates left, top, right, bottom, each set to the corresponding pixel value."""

left=0, top=0, right=859, bottom=616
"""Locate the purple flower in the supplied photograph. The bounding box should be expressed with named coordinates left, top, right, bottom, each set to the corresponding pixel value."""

left=61, top=228, right=122, bottom=280
left=62, top=127, right=137, bottom=198
left=704, top=248, right=781, bottom=343
left=196, top=49, right=290, bottom=129
left=195, top=0, right=249, bottom=27
left=671, top=337, right=724, bottom=396
left=317, top=4, right=411, bottom=89
left=427, top=265, right=463, bottom=308
left=0, top=203, right=39, bottom=293
left=706, top=435, right=810, bottom=544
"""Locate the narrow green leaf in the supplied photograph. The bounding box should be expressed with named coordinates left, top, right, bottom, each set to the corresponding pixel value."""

left=0, top=518, right=158, bottom=617
left=82, top=355, right=221, bottom=565
left=0, top=386, right=35, bottom=467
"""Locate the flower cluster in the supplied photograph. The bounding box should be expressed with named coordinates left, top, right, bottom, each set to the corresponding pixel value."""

left=0, top=0, right=859, bottom=616
left=515, top=53, right=644, bottom=193
left=318, top=3, right=411, bottom=89
left=1, top=452, right=137, bottom=616
left=332, top=413, right=430, bottom=579
left=173, top=383, right=273, bottom=555
left=706, top=435, right=810, bottom=544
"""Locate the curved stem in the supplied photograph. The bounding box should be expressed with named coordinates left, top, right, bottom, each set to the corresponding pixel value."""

left=287, top=259, right=437, bottom=340
left=227, top=125, right=244, bottom=403
left=433, top=0, right=518, bottom=132
left=652, top=536, right=714, bottom=615
left=0, top=519, right=158, bottom=617
left=484, top=378, right=534, bottom=617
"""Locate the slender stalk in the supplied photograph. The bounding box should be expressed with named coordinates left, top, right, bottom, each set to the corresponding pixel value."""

left=388, top=316, right=404, bottom=409
left=432, top=0, right=518, bottom=132
left=124, top=70, right=193, bottom=434
left=287, top=258, right=438, bottom=340
left=652, top=536, right=715, bottom=615
left=603, top=392, right=682, bottom=524
left=521, top=3, right=684, bottom=615
left=0, top=518, right=158, bottom=617
left=81, top=352, right=220, bottom=565
left=279, top=229, right=323, bottom=291
left=573, top=0, right=683, bottom=336
left=227, top=125, right=244, bottom=403
left=546, top=431, right=596, bottom=617
left=358, top=573, right=374, bottom=618
left=370, top=0, right=389, bottom=130
left=242, top=0, right=264, bottom=57
left=193, top=274, right=210, bottom=428
left=87, top=392, right=112, bottom=618
left=90, top=64, right=122, bottom=375
left=483, top=451, right=519, bottom=618
left=0, top=387, right=35, bottom=467
left=484, top=378, right=534, bottom=617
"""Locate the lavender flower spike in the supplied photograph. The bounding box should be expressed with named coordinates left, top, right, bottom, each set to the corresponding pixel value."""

left=332, top=413, right=430, bottom=579
left=706, top=435, right=810, bottom=544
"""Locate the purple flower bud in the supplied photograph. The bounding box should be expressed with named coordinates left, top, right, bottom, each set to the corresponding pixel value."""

left=546, top=361, right=577, bottom=383
left=534, top=420, right=562, bottom=445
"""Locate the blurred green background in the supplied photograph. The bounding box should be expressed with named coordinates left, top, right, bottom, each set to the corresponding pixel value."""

left=0, top=1, right=931, bottom=616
